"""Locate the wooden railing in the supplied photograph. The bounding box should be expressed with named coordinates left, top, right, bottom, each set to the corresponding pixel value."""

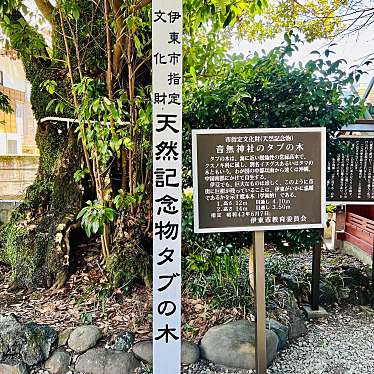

left=345, top=212, right=374, bottom=255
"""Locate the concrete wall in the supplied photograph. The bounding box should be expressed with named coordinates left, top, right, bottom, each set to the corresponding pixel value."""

left=0, top=200, right=20, bottom=225
left=342, top=241, right=372, bottom=266
left=0, top=155, right=39, bottom=199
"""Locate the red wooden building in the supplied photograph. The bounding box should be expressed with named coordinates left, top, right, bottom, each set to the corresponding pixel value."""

left=335, top=206, right=374, bottom=264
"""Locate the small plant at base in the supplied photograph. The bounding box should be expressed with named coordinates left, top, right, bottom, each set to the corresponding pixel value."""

left=80, top=311, right=96, bottom=325
left=77, top=200, right=116, bottom=237
left=143, top=364, right=152, bottom=374
left=113, top=184, right=145, bottom=210
left=264, top=255, right=295, bottom=309
left=183, top=323, right=199, bottom=335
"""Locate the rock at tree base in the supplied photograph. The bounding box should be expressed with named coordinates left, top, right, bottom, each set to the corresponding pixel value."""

left=288, top=317, right=307, bottom=341
left=0, top=314, right=57, bottom=366
left=58, top=328, right=73, bottom=347
left=25, top=322, right=58, bottom=361
left=268, top=319, right=289, bottom=351
left=181, top=340, right=201, bottom=364
left=75, top=348, right=140, bottom=374
left=68, top=326, right=102, bottom=353
left=200, top=320, right=278, bottom=369
left=44, top=348, right=71, bottom=374
left=109, top=331, right=135, bottom=352
left=132, top=340, right=200, bottom=365
left=0, top=360, right=29, bottom=374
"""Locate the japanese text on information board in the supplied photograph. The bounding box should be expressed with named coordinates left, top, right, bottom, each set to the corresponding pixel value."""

left=193, top=128, right=326, bottom=233
left=328, top=137, right=374, bottom=204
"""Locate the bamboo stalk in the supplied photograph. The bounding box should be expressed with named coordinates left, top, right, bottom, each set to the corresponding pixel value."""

left=59, top=8, right=94, bottom=184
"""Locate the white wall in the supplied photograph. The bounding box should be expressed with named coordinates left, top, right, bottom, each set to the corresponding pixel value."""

left=0, top=155, right=39, bottom=198
left=0, top=55, right=29, bottom=92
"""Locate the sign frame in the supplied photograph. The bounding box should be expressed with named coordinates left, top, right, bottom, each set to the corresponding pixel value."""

left=192, top=127, right=327, bottom=233
left=328, top=201, right=374, bottom=206
left=327, top=136, right=374, bottom=206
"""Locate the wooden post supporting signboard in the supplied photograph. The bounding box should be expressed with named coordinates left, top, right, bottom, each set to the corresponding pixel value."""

left=254, top=231, right=267, bottom=374
left=311, top=229, right=324, bottom=311
left=192, top=127, right=326, bottom=373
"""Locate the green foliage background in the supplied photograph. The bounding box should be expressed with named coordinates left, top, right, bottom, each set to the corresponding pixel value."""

left=182, top=38, right=365, bottom=256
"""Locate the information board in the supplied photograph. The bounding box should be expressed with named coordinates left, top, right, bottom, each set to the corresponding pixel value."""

left=327, top=137, right=374, bottom=204
left=192, top=128, right=326, bottom=233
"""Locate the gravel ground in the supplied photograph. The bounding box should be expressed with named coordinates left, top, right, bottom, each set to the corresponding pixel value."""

left=135, top=306, right=374, bottom=374
left=181, top=362, right=254, bottom=374
left=189, top=306, right=374, bottom=374
left=269, top=306, right=374, bottom=374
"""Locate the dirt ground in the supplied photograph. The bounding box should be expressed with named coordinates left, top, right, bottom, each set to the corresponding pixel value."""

left=0, top=242, right=250, bottom=344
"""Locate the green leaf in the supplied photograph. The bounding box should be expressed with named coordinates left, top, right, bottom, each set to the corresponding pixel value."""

left=77, top=207, right=87, bottom=219
left=105, top=208, right=116, bottom=222
left=92, top=220, right=100, bottom=234
left=46, top=99, right=56, bottom=112
left=134, top=35, right=142, bottom=53
left=223, top=11, right=233, bottom=28
left=72, top=7, right=80, bottom=21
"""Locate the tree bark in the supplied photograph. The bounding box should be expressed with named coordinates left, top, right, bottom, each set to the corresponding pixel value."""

left=0, top=7, right=85, bottom=288
left=34, top=0, right=56, bottom=25
left=0, top=0, right=153, bottom=289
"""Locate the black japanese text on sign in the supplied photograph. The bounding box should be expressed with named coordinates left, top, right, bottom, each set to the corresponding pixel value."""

left=328, top=137, right=374, bottom=204
left=152, top=1, right=183, bottom=373
left=192, top=128, right=326, bottom=233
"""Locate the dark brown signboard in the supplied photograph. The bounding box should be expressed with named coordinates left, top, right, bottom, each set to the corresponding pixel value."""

left=192, top=128, right=326, bottom=233
left=327, top=137, right=374, bottom=204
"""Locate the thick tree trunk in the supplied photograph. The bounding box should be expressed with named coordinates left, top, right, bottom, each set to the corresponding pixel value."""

left=0, top=15, right=83, bottom=287
left=0, top=121, right=83, bottom=288
left=0, top=0, right=153, bottom=289
left=0, top=1, right=104, bottom=288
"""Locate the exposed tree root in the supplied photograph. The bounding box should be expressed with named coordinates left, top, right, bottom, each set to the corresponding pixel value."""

left=49, top=217, right=81, bottom=292
left=49, top=271, right=68, bottom=293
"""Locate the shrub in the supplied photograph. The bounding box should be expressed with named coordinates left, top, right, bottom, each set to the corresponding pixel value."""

left=182, top=191, right=251, bottom=260
left=182, top=191, right=252, bottom=310
left=182, top=193, right=294, bottom=311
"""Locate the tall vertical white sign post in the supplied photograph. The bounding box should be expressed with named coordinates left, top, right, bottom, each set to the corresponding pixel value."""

left=152, top=1, right=183, bottom=373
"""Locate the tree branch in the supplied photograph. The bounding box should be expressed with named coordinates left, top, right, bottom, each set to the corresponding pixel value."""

left=109, top=0, right=126, bottom=77
left=34, top=0, right=55, bottom=25
left=134, top=0, right=151, bottom=12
